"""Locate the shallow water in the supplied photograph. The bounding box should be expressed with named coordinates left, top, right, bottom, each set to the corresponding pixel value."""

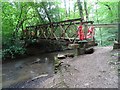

left=2, top=50, right=73, bottom=88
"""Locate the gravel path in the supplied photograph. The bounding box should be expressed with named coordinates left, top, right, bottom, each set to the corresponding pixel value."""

left=39, top=46, right=118, bottom=88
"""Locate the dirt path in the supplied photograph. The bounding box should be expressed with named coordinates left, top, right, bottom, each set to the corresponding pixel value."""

left=39, top=46, right=118, bottom=88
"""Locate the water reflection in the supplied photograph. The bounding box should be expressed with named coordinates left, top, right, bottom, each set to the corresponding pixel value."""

left=2, top=53, right=55, bottom=88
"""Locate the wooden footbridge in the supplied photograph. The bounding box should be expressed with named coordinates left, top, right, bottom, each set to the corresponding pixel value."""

left=23, top=18, right=118, bottom=44
left=24, top=18, right=93, bottom=43
left=22, top=18, right=119, bottom=55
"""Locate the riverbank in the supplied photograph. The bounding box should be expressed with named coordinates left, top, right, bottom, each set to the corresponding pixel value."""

left=2, top=46, right=119, bottom=88
left=2, top=39, right=68, bottom=64
left=2, top=49, right=74, bottom=88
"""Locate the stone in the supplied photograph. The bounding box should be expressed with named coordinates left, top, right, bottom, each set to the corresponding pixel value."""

left=57, top=54, right=66, bottom=59
left=79, top=48, right=85, bottom=55
left=67, top=53, right=74, bottom=58
left=31, top=58, right=41, bottom=64
left=68, top=44, right=79, bottom=49
left=113, top=41, right=120, bottom=49
left=85, top=48, right=94, bottom=54
left=84, top=83, right=89, bottom=86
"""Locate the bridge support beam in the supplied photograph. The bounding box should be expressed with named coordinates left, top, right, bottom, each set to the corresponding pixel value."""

left=118, top=24, right=120, bottom=44
left=113, top=2, right=120, bottom=49
left=118, top=1, right=120, bottom=44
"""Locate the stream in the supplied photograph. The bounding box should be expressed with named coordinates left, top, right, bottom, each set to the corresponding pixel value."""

left=2, top=50, right=73, bottom=88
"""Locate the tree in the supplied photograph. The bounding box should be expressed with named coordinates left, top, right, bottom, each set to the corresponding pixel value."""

left=63, top=0, right=68, bottom=18
left=77, top=0, right=83, bottom=18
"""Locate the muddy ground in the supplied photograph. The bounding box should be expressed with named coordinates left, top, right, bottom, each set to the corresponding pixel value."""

left=39, top=46, right=119, bottom=88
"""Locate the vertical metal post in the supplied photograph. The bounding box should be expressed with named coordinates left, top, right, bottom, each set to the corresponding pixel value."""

left=35, top=26, right=37, bottom=38
left=99, top=28, right=102, bottom=46
left=84, top=24, right=88, bottom=39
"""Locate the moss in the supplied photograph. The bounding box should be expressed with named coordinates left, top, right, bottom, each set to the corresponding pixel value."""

left=54, top=56, right=61, bottom=73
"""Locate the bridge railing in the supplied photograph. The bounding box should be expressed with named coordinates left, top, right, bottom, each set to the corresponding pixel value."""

left=25, top=18, right=93, bottom=42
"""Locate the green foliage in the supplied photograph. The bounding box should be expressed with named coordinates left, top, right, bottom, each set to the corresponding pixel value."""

left=2, top=45, right=26, bottom=60
left=95, top=2, right=118, bottom=23
left=54, top=56, right=61, bottom=73
left=2, top=1, right=119, bottom=60
left=95, top=28, right=118, bottom=46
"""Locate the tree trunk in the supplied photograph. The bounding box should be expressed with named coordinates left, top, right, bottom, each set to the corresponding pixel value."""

left=15, top=3, right=23, bottom=32
left=73, top=3, right=76, bottom=18
left=83, top=0, right=88, bottom=38
left=96, top=2, right=103, bottom=46
left=56, top=4, right=60, bottom=21
left=41, top=2, right=52, bottom=23
left=63, top=0, right=68, bottom=17
left=77, top=0, right=83, bottom=19
left=34, top=6, right=45, bottom=23
left=68, top=0, right=70, bottom=17
left=84, top=0, right=88, bottom=20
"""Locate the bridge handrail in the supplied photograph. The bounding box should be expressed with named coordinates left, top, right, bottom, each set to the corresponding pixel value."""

left=26, top=18, right=94, bottom=29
